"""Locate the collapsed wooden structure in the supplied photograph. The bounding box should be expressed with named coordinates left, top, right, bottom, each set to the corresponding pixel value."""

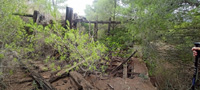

left=10, top=7, right=157, bottom=90
left=16, top=50, right=138, bottom=90
left=65, top=7, right=122, bottom=41
left=14, top=7, right=122, bottom=41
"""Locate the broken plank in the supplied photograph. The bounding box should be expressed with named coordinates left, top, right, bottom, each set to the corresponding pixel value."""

left=49, top=60, right=86, bottom=83
left=69, top=71, right=94, bottom=90
left=30, top=70, right=55, bottom=90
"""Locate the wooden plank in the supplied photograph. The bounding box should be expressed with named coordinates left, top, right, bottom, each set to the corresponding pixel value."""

left=30, top=70, right=55, bottom=90
left=49, top=60, right=87, bottom=83
left=69, top=71, right=94, bottom=90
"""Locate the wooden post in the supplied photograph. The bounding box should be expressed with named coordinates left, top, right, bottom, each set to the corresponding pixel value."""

left=108, top=18, right=111, bottom=36
left=88, top=21, right=91, bottom=39
left=33, top=10, right=39, bottom=23
left=33, top=10, right=45, bottom=24
left=94, top=22, right=98, bottom=41
left=65, top=7, right=73, bottom=29
left=123, top=62, right=127, bottom=79
left=73, top=13, right=78, bottom=29
left=130, top=64, right=134, bottom=78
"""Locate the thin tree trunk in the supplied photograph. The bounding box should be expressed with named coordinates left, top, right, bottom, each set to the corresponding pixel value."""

left=52, top=0, right=55, bottom=6
left=112, top=0, right=117, bottom=30
left=89, top=21, right=91, bottom=39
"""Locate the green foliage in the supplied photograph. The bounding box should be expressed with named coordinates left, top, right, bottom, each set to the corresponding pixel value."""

left=0, top=0, right=26, bottom=45
left=85, top=0, right=200, bottom=89
left=98, top=27, right=134, bottom=57
left=0, top=0, right=109, bottom=89
left=0, top=54, right=4, bottom=60
left=25, top=20, right=108, bottom=72
left=9, top=70, right=13, bottom=75
left=0, top=72, right=3, bottom=76
left=32, top=81, right=39, bottom=90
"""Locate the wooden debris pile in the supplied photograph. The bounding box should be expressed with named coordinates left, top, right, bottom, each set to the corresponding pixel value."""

left=13, top=51, right=142, bottom=90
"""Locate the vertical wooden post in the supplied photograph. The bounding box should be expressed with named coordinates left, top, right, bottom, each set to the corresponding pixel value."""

left=108, top=18, right=111, bottom=36
left=123, top=62, right=127, bottom=79
left=94, top=22, right=98, bottom=41
left=52, top=0, right=55, bottom=6
left=65, top=7, right=73, bottom=29
left=88, top=21, right=91, bottom=39
left=33, top=10, right=39, bottom=23
left=130, top=64, right=134, bottom=78
left=73, top=13, right=78, bottom=29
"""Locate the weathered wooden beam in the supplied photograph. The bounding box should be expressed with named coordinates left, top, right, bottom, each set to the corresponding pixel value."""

left=30, top=70, right=55, bottom=90
left=49, top=60, right=87, bottom=83
left=69, top=71, right=94, bottom=90
left=73, top=19, right=122, bottom=24
left=12, top=13, right=33, bottom=17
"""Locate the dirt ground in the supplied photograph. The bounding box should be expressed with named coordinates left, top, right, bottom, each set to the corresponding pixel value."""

left=2, top=57, right=157, bottom=90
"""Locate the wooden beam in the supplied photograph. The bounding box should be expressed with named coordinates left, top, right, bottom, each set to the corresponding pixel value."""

left=49, top=60, right=87, bottom=83
left=69, top=71, right=94, bottom=90
left=12, top=13, right=33, bottom=17
left=73, top=19, right=122, bottom=24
